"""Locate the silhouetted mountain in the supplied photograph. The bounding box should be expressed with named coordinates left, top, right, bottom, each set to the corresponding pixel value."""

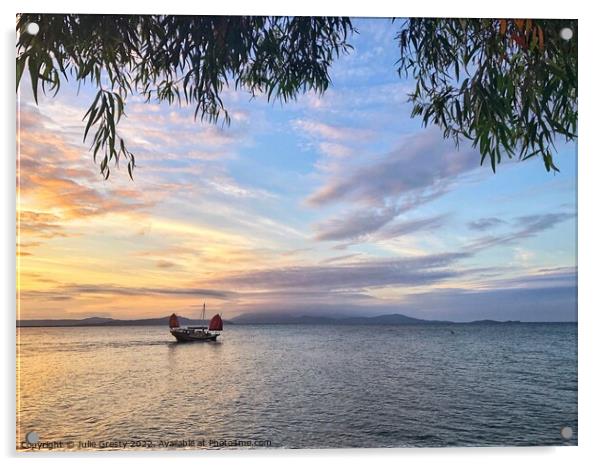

left=463, top=319, right=522, bottom=324
left=17, top=316, right=233, bottom=327
left=17, top=317, right=115, bottom=327
left=230, top=312, right=453, bottom=325
left=16, top=312, right=528, bottom=328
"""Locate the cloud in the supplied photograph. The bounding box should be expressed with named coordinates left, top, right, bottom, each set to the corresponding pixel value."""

left=377, top=214, right=448, bottom=240
left=307, top=128, right=479, bottom=207
left=468, top=217, right=506, bottom=231
left=218, top=266, right=577, bottom=323
left=31, top=284, right=233, bottom=300
left=313, top=205, right=400, bottom=241
left=397, top=285, right=577, bottom=322
left=205, top=173, right=277, bottom=199
left=312, top=189, right=448, bottom=242
left=516, top=213, right=575, bottom=232
left=16, top=241, right=42, bottom=257
left=292, top=119, right=373, bottom=142
left=119, top=105, right=245, bottom=150
left=314, top=209, right=447, bottom=243
left=300, top=83, right=413, bottom=114
left=209, top=252, right=470, bottom=292
left=320, top=253, right=362, bottom=264
left=481, top=266, right=577, bottom=290
left=21, top=171, right=151, bottom=220
left=318, top=142, right=353, bottom=158
left=18, top=105, right=155, bottom=242
left=291, top=119, right=372, bottom=168
left=468, top=213, right=575, bottom=251
left=156, top=260, right=176, bottom=269
left=18, top=211, right=66, bottom=238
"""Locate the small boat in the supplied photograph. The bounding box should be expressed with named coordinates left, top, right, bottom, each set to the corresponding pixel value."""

left=169, top=303, right=223, bottom=343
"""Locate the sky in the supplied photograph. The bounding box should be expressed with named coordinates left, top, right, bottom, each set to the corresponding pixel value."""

left=16, top=18, right=577, bottom=322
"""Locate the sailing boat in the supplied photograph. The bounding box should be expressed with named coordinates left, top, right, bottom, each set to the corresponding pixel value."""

left=169, top=302, right=223, bottom=342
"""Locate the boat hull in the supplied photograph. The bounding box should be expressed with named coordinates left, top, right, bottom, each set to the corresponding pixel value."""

left=170, top=328, right=219, bottom=342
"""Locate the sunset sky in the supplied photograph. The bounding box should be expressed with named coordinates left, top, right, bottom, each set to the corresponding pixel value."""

left=17, top=18, right=577, bottom=322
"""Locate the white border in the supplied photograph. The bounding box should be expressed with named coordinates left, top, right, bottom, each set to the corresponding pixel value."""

left=4, top=1, right=601, bottom=465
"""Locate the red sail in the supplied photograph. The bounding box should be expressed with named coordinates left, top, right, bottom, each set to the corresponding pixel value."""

left=208, top=314, right=223, bottom=331
left=169, top=313, right=180, bottom=328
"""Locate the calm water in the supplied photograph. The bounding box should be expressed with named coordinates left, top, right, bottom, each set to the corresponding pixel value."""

left=17, top=323, right=577, bottom=450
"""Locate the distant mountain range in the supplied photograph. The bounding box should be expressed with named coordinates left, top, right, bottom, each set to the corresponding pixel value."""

left=16, top=313, right=523, bottom=327
left=16, top=315, right=233, bottom=328
left=228, top=312, right=521, bottom=325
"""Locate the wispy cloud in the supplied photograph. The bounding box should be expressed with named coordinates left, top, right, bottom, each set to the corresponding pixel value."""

left=307, top=128, right=479, bottom=207
left=467, top=217, right=506, bottom=231
left=293, top=119, right=373, bottom=142
left=23, top=283, right=233, bottom=300
left=313, top=208, right=447, bottom=243
left=313, top=205, right=400, bottom=241
left=18, top=211, right=66, bottom=239
left=377, top=214, right=448, bottom=240
left=320, top=253, right=363, bottom=264
left=318, top=142, right=353, bottom=158
left=467, top=213, right=575, bottom=251
left=156, top=260, right=176, bottom=269
left=18, top=105, right=155, bottom=244
left=208, top=252, right=470, bottom=292
left=310, top=161, right=455, bottom=242
left=480, top=266, right=577, bottom=290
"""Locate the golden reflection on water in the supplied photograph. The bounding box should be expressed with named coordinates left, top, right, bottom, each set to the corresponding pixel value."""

left=17, top=327, right=249, bottom=450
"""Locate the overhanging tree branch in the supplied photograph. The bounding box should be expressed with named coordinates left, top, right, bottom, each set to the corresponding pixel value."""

left=17, top=14, right=355, bottom=179
left=16, top=15, right=577, bottom=178
left=396, top=18, right=577, bottom=172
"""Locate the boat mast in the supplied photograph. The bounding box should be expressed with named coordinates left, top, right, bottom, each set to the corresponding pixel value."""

left=202, top=302, right=206, bottom=323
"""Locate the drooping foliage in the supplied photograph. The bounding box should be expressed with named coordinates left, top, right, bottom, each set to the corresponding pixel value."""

left=397, top=18, right=577, bottom=172
left=17, top=15, right=577, bottom=178
left=17, top=14, right=354, bottom=178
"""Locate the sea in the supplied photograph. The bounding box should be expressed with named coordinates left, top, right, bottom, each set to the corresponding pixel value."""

left=16, top=323, right=577, bottom=450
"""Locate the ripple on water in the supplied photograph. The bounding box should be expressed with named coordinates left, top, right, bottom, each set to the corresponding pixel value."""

left=17, top=323, right=577, bottom=450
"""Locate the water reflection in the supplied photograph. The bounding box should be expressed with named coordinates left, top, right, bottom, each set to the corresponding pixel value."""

left=17, top=324, right=577, bottom=450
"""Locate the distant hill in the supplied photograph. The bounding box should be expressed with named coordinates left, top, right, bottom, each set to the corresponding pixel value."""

left=229, top=312, right=527, bottom=325
left=16, top=312, right=525, bottom=327
left=230, top=312, right=453, bottom=325
left=17, top=316, right=233, bottom=328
